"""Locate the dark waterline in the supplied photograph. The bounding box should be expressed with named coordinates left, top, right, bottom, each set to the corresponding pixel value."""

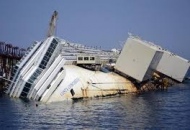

left=0, top=82, right=190, bottom=129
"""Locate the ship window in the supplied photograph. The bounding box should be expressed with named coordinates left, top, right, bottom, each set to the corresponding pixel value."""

left=25, top=82, right=32, bottom=88
left=40, top=64, right=46, bottom=69
left=41, top=66, right=46, bottom=69
left=84, top=57, right=89, bottom=60
left=48, top=47, right=54, bottom=52
left=42, top=59, right=48, bottom=65
left=44, top=61, right=48, bottom=66
left=51, top=45, right=56, bottom=50
left=33, top=72, right=38, bottom=77
left=90, top=57, right=95, bottom=60
left=39, top=64, right=46, bottom=69
left=28, top=79, right=33, bottom=83
left=52, top=39, right=58, bottom=44
left=46, top=52, right=51, bottom=57
left=36, top=69, right=42, bottom=74
left=50, top=43, right=54, bottom=48
left=78, top=57, right=83, bottom=60
left=50, top=40, right=57, bottom=48
left=40, top=61, right=46, bottom=66
left=45, top=56, right=50, bottom=62
left=59, top=67, right=64, bottom=72
left=70, top=89, right=75, bottom=96
left=20, top=92, right=27, bottom=97
left=50, top=42, right=57, bottom=49
left=30, top=75, right=37, bottom=81
left=48, top=48, right=54, bottom=53
left=23, top=87, right=30, bottom=93
left=47, top=85, right=51, bottom=89
left=39, top=64, right=43, bottom=69
left=43, top=56, right=49, bottom=61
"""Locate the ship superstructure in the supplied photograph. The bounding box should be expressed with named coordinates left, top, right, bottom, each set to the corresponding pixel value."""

left=7, top=37, right=62, bottom=98
left=115, top=35, right=190, bottom=83
left=7, top=36, right=129, bottom=102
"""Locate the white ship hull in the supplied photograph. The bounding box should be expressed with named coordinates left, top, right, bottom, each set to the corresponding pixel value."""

left=43, top=65, right=136, bottom=103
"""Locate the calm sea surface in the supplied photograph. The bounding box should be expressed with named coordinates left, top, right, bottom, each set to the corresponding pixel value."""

left=0, top=82, right=190, bottom=130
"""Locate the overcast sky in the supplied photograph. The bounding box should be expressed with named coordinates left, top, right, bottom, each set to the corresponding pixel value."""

left=0, top=0, right=190, bottom=60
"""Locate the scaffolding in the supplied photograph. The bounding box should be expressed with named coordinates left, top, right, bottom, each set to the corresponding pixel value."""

left=0, top=41, right=25, bottom=79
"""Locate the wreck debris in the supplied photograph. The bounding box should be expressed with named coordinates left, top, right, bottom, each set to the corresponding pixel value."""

left=115, top=35, right=189, bottom=83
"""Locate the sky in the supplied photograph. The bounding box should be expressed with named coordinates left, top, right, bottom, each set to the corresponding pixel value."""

left=0, top=0, right=190, bottom=60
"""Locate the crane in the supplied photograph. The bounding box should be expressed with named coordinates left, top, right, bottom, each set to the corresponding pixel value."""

left=47, top=10, right=58, bottom=37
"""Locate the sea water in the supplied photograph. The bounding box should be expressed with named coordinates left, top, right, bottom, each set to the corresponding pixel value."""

left=0, top=82, right=190, bottom=129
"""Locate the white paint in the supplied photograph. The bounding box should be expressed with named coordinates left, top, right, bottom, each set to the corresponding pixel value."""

left=115, top=37, right=163, bottom=81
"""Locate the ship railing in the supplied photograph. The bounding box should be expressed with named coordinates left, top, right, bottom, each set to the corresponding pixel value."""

left=62, top=48, right=102, bottom=54
left=63, top=56, right=77, bottom=60
left=63, top=43, right=102, bottom=52
left=64, top=60, right=76, bottom=65
left=16, top=42, right=39, bottom=66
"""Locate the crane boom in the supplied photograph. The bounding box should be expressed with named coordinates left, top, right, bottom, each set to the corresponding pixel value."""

left=47, top=11, right=58, bottom=37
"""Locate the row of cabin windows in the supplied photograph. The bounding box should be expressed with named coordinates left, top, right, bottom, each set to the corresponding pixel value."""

left=12, top=42, right=44, bottom=86
left=28, top=68, right=43, bottom=84
left=21, top=39, right=58, bottom=98
left=39, top=39, right=58, bottom=69
left=78, top=57, right=95, bottom=61
left=22, top=68, right=43, bottom=97
left=10, top=66, right=19, bottom=80
left=33, top=40, right=58, bottom=81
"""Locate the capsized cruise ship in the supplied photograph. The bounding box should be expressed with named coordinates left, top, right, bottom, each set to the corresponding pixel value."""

left=6, top=36, right=137, bottom=103
left=6, top=35, right=190, bottom=103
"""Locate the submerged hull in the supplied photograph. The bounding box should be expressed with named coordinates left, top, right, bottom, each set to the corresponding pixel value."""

left=44, top=65, right=136, bottom=103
